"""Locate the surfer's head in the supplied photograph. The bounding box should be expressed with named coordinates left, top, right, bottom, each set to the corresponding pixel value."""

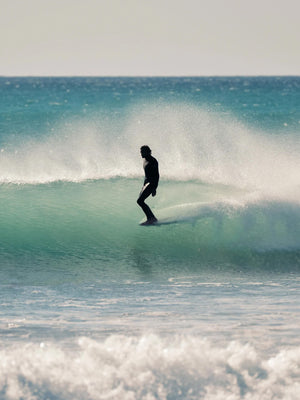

left=140, top=145, right=151, bottom=158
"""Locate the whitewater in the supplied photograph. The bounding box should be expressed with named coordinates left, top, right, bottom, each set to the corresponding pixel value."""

left=0, top=76, right=300, bottom=399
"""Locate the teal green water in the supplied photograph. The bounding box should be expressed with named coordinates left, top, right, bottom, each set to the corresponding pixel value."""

left=1, top=179, right=299, bottom=279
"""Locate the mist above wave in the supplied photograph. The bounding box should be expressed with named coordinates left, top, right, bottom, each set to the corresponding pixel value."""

left=0, top=103, right=299, bottom=201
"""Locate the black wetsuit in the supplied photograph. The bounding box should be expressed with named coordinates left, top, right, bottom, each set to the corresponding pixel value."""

left=137, top=155, right=159, bottom=221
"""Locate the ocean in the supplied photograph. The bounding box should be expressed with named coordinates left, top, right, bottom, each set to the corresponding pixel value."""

left=0, top=76, right=300, bottom=399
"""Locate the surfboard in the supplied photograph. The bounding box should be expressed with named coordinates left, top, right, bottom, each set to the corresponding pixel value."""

left=139, top=200, right=238, bottom=226
left=139, top=218, right=179, bottom=226
left=139, top=202, right=206, bottom=226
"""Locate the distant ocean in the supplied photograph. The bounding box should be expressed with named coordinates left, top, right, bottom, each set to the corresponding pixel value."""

left=0, top=76, right=300, bottom=399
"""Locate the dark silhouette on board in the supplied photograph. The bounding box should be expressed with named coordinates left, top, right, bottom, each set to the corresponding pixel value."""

left=137, top=145, right=159, bottom=225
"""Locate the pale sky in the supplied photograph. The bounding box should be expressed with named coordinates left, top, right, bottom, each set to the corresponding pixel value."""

left=1, top=0, right=299, bottom=76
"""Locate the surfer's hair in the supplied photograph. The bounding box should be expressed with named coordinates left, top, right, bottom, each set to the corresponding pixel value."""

left=140, top=145, right=151, bottom=154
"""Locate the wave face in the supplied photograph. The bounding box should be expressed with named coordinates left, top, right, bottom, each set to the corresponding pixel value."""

left=0, top=179, right=299, bottom=273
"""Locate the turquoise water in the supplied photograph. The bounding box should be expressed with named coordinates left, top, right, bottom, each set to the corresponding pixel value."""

left=0, top=77, right=300, bottom=399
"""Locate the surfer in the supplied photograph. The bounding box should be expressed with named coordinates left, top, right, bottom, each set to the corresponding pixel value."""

left=137, top=145, right=159, bottom=225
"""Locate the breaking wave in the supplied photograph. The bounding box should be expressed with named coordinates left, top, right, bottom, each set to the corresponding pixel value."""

left=1, top=334, right=300, bottom=400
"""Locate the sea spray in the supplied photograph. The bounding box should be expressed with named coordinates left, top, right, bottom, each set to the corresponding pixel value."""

left=0, top=104, right=299, bottom=199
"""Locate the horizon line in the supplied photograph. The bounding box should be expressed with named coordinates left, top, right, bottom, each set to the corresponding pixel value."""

left=1, top=74, right=299, bottom=78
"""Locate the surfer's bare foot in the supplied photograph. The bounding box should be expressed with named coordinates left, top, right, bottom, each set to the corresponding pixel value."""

left=140, top=217, right=157, bottom=226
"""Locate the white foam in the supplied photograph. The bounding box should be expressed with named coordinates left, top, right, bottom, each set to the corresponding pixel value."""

left=1, top=335, right=300, bottom=400
left=155, top=197, right=300, bottom=250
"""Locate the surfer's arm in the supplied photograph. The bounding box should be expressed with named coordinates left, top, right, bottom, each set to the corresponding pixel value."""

left=149, top=161, right=159, bottom=190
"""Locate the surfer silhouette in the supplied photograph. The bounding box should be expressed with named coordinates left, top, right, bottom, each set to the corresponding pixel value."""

left=137, top=145, right=159, bottom=225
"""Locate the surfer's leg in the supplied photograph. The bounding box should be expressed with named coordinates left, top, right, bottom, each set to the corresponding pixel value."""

left=137, top=184, right=157, bottom=221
